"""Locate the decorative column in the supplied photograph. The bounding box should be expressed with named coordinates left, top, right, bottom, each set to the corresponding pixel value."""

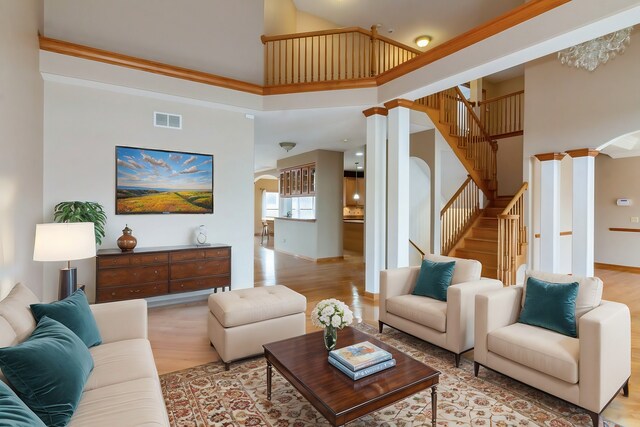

left=384, top=99, right=412, bottom=269
left=362, top=107, right=388, bottom=296
left=534, top=152, right=565, bottom=273
left=566, top=149, right=598, bottom=277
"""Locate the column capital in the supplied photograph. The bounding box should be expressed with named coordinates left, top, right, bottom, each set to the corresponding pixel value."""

left=535, top=152, right=566, bottom=162
left=362, top=107, right=388, bottom=117
left=566, top=148, right=599, bottom=158
left=383, top=99, right=414, bottom=110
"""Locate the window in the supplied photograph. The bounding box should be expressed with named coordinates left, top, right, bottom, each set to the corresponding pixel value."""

left=264, top=192, right=279, bottom=219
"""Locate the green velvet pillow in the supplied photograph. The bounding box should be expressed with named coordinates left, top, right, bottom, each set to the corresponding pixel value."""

left=519, top=276, right=579, bottom=337
left=412, top=259, right=456, bottom=301
left=30, top=288, right=102, bottom=348
left=0, top=381, right=46, bottom=427
left=0, top=316, right=94, bottom=427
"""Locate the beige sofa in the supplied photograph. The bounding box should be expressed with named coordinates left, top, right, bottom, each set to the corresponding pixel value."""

left=0, top=283, right=169, bottom=427
left=379, top=254, right=503, bottom=366
left=474, top=271, right=630, bottom=426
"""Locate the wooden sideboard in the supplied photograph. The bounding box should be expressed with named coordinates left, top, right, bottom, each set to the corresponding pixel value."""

left=95, top=244, right=231, bottom=303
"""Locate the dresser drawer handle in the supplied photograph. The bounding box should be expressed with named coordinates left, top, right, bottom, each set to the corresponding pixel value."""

left=180, top=284, right=184, bottom=288
left=111, top=292, right=116, bottom=296
left=130, top=289, right=141, bottom=293
left=154, top=270, right=158, bottom=274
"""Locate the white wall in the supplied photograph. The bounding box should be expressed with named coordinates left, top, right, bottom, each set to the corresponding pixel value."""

left=44, top=0, right=265, bottom=85
left=0, top=0, right=44, bottom=298
left=43, top=81, right=254, bottom=302
left=525, top=32, right=640, bottom=156
left=524, top=32, right=640, bottom=272
left=264, top=0, right=297, bottom=35
left=595, top=155, right=640, bottom=267
left=409, top=157, right=431, bottom=266
left=275, top=149, right=343, bottom=260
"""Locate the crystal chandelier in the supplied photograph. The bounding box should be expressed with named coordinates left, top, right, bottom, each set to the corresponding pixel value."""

left=558, top=27, right=633, bottom=72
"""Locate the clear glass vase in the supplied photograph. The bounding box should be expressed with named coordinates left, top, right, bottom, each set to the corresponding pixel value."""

left=324, top=326, right=337, bottom=351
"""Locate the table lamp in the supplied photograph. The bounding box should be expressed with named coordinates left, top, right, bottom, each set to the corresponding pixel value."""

left=33, top=222, right=96, bottom=300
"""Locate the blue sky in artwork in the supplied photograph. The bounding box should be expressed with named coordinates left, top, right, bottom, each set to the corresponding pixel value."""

left=116, top=146, right=213, bottom=191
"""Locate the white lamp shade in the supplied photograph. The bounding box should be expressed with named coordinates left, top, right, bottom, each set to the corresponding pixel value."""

left=33, top=223, right=96, bottom=262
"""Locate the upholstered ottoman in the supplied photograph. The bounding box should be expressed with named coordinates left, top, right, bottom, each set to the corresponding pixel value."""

left=207, top=285, right=306, bottom=369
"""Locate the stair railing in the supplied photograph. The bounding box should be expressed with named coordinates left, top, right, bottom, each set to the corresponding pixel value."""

left=440, top=176, right=481, bottom=255
left=261, top=26, right=421, bottom=86
left=416, top=88, right=498, bottom=200
left=409, top=239, right=426, bottom=260
left=497, top=182, right=529, bottom=285
left=478, top=90, right=524, bottom=139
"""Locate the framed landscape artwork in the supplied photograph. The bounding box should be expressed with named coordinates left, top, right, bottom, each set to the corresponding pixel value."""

left=116, top=146, right=213, bottom=214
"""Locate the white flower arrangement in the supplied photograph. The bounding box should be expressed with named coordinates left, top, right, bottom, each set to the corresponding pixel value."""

left=311, top=298, right=354, bottom=329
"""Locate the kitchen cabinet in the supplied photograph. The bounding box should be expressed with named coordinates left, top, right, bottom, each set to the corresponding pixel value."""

left=279, top=163, right=315, bottom=197
left=344, top=177, right=364, bottom=207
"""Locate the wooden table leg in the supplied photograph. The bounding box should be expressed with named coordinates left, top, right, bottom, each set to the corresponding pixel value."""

left=431, top=385, right=438, bottom=426
left=267, top=360, right=272, bottom=401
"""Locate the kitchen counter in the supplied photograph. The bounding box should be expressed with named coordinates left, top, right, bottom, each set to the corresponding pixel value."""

left=275, top=217, right=316, bottom=222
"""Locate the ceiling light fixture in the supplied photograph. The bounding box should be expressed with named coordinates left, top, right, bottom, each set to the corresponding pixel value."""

left=279, top=141, right=297, bottom=152
left=355, top=152, right=363, bottom=156
left=558, top=26, right=633, bottom=72
left=415, top=35, right=431, bottom=48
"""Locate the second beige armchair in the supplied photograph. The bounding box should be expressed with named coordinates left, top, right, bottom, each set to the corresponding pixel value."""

left=379, top=254, right=503, bottom=367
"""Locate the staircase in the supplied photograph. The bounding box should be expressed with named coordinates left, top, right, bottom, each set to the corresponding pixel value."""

left=452, top=196, right=512, bottom=279
left=410, top=87, right=528, bottom=285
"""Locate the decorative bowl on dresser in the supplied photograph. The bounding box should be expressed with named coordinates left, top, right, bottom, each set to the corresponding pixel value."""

left=95, top=244, right=231, bottom=302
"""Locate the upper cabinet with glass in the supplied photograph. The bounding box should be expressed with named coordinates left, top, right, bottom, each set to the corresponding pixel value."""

left=279, top=163, right=315, bottom=197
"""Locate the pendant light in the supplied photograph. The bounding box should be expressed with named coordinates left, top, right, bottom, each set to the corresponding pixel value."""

left=353, top=162, right=360, bottom=201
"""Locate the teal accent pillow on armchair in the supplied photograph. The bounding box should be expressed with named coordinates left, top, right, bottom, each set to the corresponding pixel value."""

left=30, top=288, right=102, bottom=348
left=0, top=316, right=94, bottom=427
left=0, top=381, right=46, bottom=427
left=519, top=276, right=579, bottom=337
left=412, top=259, right=456, bottom=301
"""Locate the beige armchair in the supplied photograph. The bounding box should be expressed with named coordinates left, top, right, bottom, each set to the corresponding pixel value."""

left=474, top=271, right=630, bottom=426
left=379, top=254, right=503, bottom=367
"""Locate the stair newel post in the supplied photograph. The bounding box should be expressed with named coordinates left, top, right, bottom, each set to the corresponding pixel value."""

left=369, top=25, right=378, bottom=77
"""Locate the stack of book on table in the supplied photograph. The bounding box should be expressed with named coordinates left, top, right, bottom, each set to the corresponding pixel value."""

left=328, top=341, right=396, bottom=380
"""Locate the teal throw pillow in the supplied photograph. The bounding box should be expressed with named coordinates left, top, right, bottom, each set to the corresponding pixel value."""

left=0, top=316, right=94, bottom=427
left=0, top=381, right=46, bottom=427
left=412, top=259, right=456, bottom=301
left=30, top=288, right=102, bottom=348
left=519, top=277, right=579, bottom=337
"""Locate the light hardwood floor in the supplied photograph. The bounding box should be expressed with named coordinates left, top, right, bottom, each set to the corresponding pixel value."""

left=148, top=238, right=639, bottom=426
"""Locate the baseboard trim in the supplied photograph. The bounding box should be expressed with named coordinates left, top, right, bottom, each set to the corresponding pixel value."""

left=316, top=256, right=345, bottom=263
left=594, top=262, right=640, bottom=274
left=364, top=292, right=379, bottom=301
left=273, top=248, right=343, bottom=263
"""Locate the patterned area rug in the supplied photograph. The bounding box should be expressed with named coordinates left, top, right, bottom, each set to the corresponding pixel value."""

left=160, top=322, right=621, bottom=426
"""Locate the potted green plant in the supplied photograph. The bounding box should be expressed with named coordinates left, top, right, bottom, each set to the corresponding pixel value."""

left=53, top=201, right=107, bottom=245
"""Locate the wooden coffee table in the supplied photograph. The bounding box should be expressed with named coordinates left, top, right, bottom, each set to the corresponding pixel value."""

left=263, top=326, right=440, bottom=426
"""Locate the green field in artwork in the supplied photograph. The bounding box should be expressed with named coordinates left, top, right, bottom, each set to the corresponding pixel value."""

left=116, top=190, right=213, bottom=213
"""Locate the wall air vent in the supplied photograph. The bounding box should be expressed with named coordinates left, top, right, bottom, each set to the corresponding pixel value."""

left=154, top=112, right=182, bottom=129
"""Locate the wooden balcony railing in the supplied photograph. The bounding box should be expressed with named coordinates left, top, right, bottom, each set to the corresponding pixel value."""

left=441, top=176, right=482, bottom=255
left=261, top=26, right=421, bottom=87
left=479, top=90, right=524, bottom=139
left=497, top=182, right=528, bottom=285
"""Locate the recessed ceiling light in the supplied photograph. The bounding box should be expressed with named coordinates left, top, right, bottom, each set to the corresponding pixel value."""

left=415, top=35, right=431, bottom=48
left=355, top=152, right=364, bottom=156
left=343, top=139, right=349, bottom=143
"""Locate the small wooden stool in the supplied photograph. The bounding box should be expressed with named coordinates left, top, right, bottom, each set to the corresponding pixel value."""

left=260, top=220, right=269, bottom=245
